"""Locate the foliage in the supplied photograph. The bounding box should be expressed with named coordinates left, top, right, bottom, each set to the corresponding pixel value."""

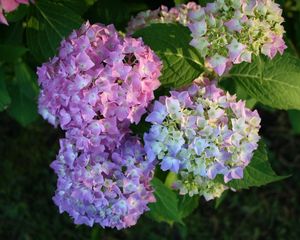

left=223, top=53, right=300, bottom=110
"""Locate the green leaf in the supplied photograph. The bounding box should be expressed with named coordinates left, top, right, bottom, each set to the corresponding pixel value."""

left=235, top=84, right=257, bottom=109
left=178, top=195, right=199, bottom=219
left=0, top=44, right=27, bottom=63
left=26, top=0, right=83, bottom=63
left=147, top=178, right=182, bottom=224
left=221, top=141, right=287, bottom=190
left=8, top=88, right=38, bottom=127
left=223, top=53, right=300, bottom=110
left=7, top=62, right=38, bottom=126
left=288, top=110, right=300, bottom=135
left=55, top=0, right=95, bottom=15
left=14, top=62, right=39, bottom=99
left=164, top=172, right=199, bottom=219
left=221, top=78, right=257, bottom=109
left=134, top=23, right=204, bottom=88
left=1, top=22, right=25, bottom=45
left=0, top=69, right=11, bottom=111
left=174, top=0, right=188, bottom=5
left=86, top=0, right=147, bottom=30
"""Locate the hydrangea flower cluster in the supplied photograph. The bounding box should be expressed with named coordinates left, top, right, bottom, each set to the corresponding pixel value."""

left=38, top=21, right=162, bottom=130
left=38, top=22, right=162, bottom=228
left=0, top=0, right=30, bottom=25
left=188, top=0, right=287, bottom=75
left=144, top=80, right=261, bottom=199
left=126, top=2, right=200, bottom=35
left=51, top=137, right=155, bottom=229
left=128, top=1, right=286, bottom=76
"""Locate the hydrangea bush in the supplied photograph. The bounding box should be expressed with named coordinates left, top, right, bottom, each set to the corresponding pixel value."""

left=1, top=0, right=299, bottom=231
left=37, top=21, right=161, bottom=228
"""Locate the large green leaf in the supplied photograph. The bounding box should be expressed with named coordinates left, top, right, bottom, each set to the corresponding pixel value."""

left=0, top=44, right=27, bottom=63
left=8, top=88, right=38, bottom=127
left=7, top=62, right=38, bottom=126
left=220, top=141, right=287, bottom=190
left=134, top=23, right=204, bottom=88
left=147, top=178, right=182, bottom=224
left=14, top=62, right=39, bottom=99
left=86, top=0, right=147, bottom=30
left=163, top=172, right=199, bottom=219
left=178, top=195, right=199, bottom=219
left=1, top=22, right=24, bottom=45
left=223, top=53, right=300, bottom=110
left=0, top=69, right=11, bottom=111
left=26, top=0, right=83, bottom=63
left=55, top=0, right=96, bottom=15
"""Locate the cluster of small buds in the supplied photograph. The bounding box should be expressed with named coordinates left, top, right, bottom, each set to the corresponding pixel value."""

left=38, top=21, right=162, bottom=131
left=126, top=2, right=200, bottom=35
left=188, top=0, right=287, bottom=75
left=51, top=137, right=155, bottom=229
left=0, top=0, right=30, bottom=25
left=144, top=79, right=261, bottom=199
left=38, top=22, right=162, bottom=228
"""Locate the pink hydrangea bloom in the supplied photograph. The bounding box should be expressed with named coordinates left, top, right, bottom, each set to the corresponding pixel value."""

left=128, top=1, right=286, bottom=76
left=126, top=2, right=200, bottom=35
left=38, top=22, right=162, bottom=133
left=188, top=0, right=287, bottom=75
left=0, top=0, right=30, bottom=25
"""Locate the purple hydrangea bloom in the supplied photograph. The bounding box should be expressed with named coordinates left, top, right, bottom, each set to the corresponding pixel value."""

left=145, top=101, right=168, bottom=124
left=144, top=78, right=261, bottom=200
left=161, top=156, right=180, bottom=173
left=51, top=136, right=155, bottom=229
